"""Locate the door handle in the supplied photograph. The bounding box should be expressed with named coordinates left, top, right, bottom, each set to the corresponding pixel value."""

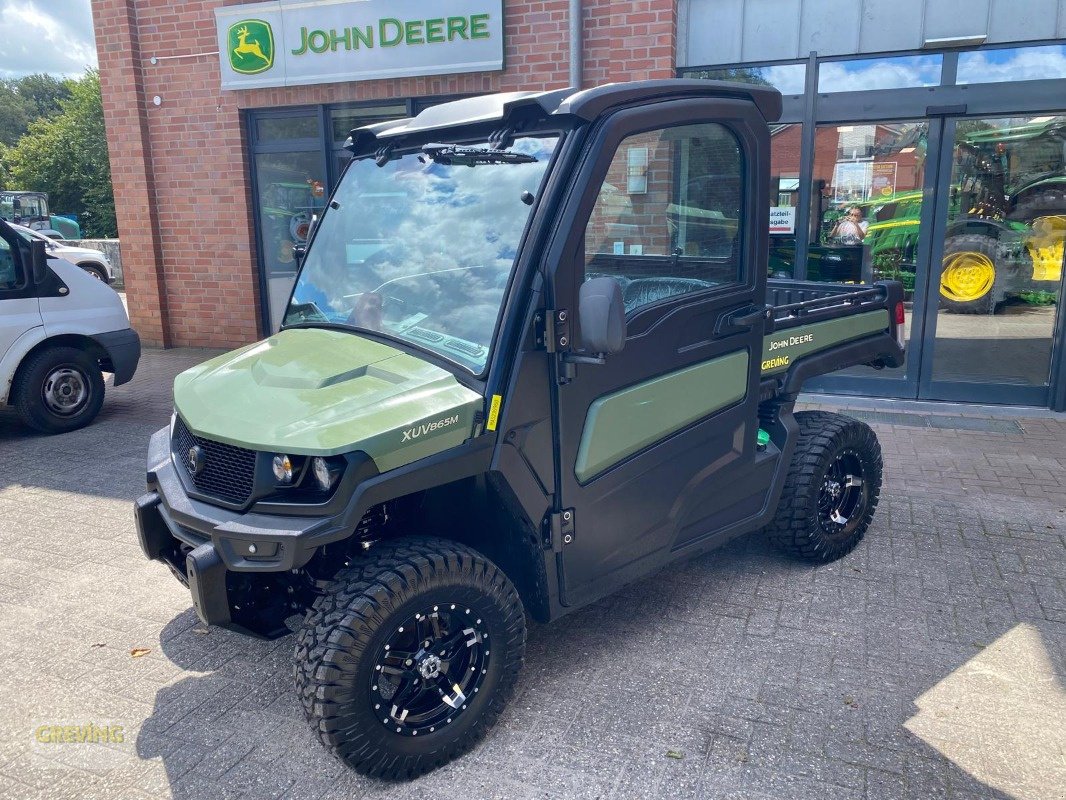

left=717, top=305, right=771, bottom=335
left=731, top=306, right=771, bottom=326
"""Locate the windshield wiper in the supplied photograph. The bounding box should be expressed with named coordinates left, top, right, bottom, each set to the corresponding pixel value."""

left=422, top=143, right=537, bottom=167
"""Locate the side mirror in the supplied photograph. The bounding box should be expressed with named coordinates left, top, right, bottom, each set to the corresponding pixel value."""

left=29, top=239, right=49, bottom=285
left=578, top=277, right=626, bottom=355
left=292, top=243, right=306, bottom=263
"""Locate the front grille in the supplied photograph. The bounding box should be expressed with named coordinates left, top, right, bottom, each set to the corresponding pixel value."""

left=173, top=416, right=257, bottom=505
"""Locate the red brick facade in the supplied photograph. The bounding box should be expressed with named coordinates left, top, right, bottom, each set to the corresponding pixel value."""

left=91, top=0, right=679, bottom=347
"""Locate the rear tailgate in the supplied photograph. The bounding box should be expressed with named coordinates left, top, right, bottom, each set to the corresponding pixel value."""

left=761, top=279, right=905, bottom=387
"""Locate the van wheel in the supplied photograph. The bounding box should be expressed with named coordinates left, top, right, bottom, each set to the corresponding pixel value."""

left=14, top=346, right=106, bottom=434
left=294, top=537, right=526, bottom=779
left=766, top=411, right=882, bottom=562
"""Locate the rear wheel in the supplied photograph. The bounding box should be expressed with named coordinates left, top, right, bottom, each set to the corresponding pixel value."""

left=13, top=346, right=105, bottom=434
left=294, top=537, right=525, bottom=779
left=766, top=411, right=882, bottom=562
left=939, top=234, right=999, bottom=313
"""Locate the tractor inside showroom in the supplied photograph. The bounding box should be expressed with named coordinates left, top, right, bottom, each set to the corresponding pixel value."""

left=937, top=119, right=1066, bottom=313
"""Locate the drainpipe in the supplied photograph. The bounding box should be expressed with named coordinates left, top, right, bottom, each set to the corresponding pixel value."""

left=569, top=0, right=582, bottom=89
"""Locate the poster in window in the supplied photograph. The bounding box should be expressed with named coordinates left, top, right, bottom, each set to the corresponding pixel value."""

left=833, top=162, right=871, bottom=203
left=871, top=162, right=898, bottom=198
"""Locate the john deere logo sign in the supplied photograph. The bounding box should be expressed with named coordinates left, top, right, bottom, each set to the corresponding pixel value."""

left=227, top=20, right=274, bottom=75
left=215, top=0, right=503, bottom=90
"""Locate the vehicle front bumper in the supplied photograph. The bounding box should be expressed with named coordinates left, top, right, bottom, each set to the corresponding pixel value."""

left=94, top=328, right=141, bottom=386
left=134, top=426, right=351, bottom=630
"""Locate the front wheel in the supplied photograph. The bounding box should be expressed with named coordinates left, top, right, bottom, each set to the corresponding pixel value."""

left=294, top=538, right=526, bottom=779
left=765, top=411, right=882, bottom=562
left=79, top=263, right=108, bottom=282
left=13, top=346, right=106, bottom=434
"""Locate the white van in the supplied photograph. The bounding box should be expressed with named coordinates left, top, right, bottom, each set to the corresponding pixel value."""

left=0, top=218, right=140, bottom=433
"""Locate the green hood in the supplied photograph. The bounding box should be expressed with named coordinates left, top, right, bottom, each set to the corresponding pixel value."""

left=173, top=328, right=483, bottom=471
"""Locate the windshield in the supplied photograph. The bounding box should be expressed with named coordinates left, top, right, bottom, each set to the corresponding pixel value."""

left=284, top=135, right=558, bottom=373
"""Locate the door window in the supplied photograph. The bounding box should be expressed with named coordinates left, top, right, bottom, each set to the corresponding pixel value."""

left=0, top=232, right=25, bottom=292
left=583, top=122, right=745, bottom=314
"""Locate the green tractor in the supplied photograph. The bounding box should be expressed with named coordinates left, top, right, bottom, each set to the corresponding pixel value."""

left=860, top=119, right=1066, bottom=313
left=937, top=120, right=1065, bottom=313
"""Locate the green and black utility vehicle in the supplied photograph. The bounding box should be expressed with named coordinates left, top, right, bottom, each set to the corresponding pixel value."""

left=135, top=80, right=905, bottom=778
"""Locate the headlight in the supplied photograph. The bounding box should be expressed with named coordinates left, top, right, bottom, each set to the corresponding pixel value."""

left=312, top=456, right=342, bottom=491
left=272, top=454, right=295, bottom=484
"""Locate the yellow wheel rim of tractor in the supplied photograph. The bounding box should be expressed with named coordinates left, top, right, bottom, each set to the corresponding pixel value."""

left=940, top=252, right=996, bottom=302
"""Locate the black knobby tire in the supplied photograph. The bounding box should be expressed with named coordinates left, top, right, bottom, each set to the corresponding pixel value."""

left=294, top=537, right=526, bottom=779
left=940, top=233, right=1001, bottom=314
left=765, top=411, right=882, bottom=563
left=13, top=346, right=106, bottom=434
left=1007, top=188, right=1066, bottom=222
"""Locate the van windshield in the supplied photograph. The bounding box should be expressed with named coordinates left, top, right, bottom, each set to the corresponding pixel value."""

left=284, top=135, right=558, bottom=373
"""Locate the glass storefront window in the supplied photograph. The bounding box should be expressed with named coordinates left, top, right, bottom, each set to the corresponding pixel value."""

left=768, top=123, right=804, bottom=278
left=809, top=121, right=929, bottom=286
left=930, top=114, right=1066, bottom=387
left=817, top=55, right=942, bottom=92
left=256, top=114, right=319, bottom=142
left=958, top=44, right=1066, bottom=85
left=806, top=121, right=929, bottom=378
left=684, top=63, right=806, bottom=96
left=329, top=103, right=406, bottom=144
left=254, top=151, right=327, bottom=330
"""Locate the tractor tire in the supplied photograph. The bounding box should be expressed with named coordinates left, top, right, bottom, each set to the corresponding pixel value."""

left=765, top=411, right=882, bottom=563
left=940, top=234, right=1000, bottom=314
left=294, top=537, right=526, bottom=779
left=1007, top=188, right=1066, bottom=222
left=13, top=346, right=106, bottom=434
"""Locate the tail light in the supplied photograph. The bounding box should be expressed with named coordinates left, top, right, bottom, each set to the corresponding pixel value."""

left=894, top=301, right=906, bottom=350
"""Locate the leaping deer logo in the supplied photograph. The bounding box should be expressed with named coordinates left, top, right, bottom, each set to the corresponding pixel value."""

left=227, top=20, right=274, bottom=75
left=234, top=26, right=268, bottom=64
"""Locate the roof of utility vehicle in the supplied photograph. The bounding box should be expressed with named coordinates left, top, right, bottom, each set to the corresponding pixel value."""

left=345, top=79, right=783, bottom=155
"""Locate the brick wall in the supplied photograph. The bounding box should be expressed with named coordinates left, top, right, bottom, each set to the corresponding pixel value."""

left=91, top=0, right=681, bottom=347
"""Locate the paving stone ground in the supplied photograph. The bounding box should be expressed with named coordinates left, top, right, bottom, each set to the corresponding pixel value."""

left=0, top=348, right=1063, bottom=800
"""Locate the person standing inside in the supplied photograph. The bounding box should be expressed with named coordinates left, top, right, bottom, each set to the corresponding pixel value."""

left=832, top=207, right=868, bottom=245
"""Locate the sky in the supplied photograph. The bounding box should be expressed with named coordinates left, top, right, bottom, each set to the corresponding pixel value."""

left=0, top=0, right=98, bottom=80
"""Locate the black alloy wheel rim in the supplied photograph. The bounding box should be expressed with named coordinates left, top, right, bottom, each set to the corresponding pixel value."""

left=369, top=603, right=489, bottom=736
left=818, top=450, right=867, bottom=535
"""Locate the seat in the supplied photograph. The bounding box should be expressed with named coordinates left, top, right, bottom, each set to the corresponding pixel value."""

left=621, top=277, right=713, bottom=312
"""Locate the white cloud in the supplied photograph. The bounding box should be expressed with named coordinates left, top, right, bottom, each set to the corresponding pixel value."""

left=958, top=47, right=1066, bottom=84
left=818, top=58, right=941, bottom=92
left=0, top=0, right=97, bottom=79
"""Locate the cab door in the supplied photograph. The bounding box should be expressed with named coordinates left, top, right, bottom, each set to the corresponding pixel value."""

left=546, top=99, right=770, bottom=607
left=0, top=224, right=42, bottom=372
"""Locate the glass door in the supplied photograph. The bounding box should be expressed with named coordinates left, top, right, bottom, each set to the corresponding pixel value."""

left=802, top=119, right=942, bottom=398
left=918, top=113, right=1066, bottom=405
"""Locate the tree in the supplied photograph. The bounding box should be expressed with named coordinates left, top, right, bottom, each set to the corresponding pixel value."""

left=0, top=82, right=32, bottom=148
left=5, top=71, right=116, bottom=238
left=15, top=74, right=72, bottom=119
left=0, top=74, right=72, bottom=149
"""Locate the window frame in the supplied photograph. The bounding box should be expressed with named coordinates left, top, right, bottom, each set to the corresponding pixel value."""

left=0, top=225, right=31, bottom=296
